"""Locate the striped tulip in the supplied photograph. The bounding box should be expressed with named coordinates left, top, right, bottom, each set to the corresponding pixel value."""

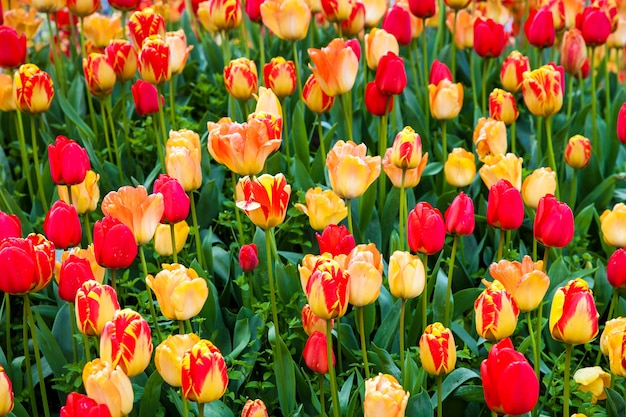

left=100, top=309, right=153, bottom=377
left=13, top=63, right=54, bottom=114
left=236, top=174, right=291, bottom=230
left=138, top=35, right=171, bottom=85
left=489, top=89, right=519, bottom=126
left=146, top=263, right=208, bottom=321
left=82, top=358, right=133, bottom=417
left=224, top=58, right=258, bottom=101
left=549, top=278, right=599, bottom=345
left=197, top=0, right=242, bottom=32
left=155, top=333, right=201, bottom=387
left=475, top=280, right=520, bottom=341
left=263, top=57, right=297, bottom=99
left=182, top=339, right=229, bottom=403
left=302, top=304, right=332, bottom=336
left=564, top=135, right=591, bottom=169
left=500, top=50, right=530, bottom=94
left=305, top=257, right=350, bottom=320
left=75, top=280, right=120, bottom=336
left=128, top=7, right=166, bottom=49
left=242, top=399, right=268, bottom=417
left=0, top=365, right=13, bottom=416
left=419, top=322, right=456, bottom=376
left=105, top=40, right=138, bottom=82
left=521, top=65, right=564, bottom=118
left=302, top=74, right=335, bottom=114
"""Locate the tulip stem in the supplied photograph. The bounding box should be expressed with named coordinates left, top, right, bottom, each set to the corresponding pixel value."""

left=451, top=10, right=457, bottom=81
left=152, top=116, right=166, bottom=171
left=24, top=295, right=51, bottom=417
left=110, top=269, right=117, bottom=294
left=157, top=85, right=170, bottom=149
left=408, top=39, right=420, bottom=91
left=436, top=375, right=443, bottom=417
left=140, top=246, right=164, bottom=342
left=421, top=22, right=430, bottom=135
left=23, top=297, right=39, bottom=417
left=607, top=288, right=619, bottom=321
left=563, top=344, right=573, bottom=417
left=4, top=293, right=11, bottom=371
left=231, top=172, right=245, bottom=247
left=68, top=302, right=79, bottom=363
left=604, top=49, right=611, bottom=126
left=422, top=254, right=429, bottom=333
left=339, top=93, right=353, bottom=142
left=120, top=82, right=135, bottom=177
left=534, top=300, right=544, bottom=379
left=441, top=120, right=447, bottom=162
left=105, top=97, right=124, bottom=185
left=189, top=190, right=206, bottom=270
left=496, top=230, right=504, bottom=261
left=444, top=235, right=459, bottom=327
left=470, top=52, right=479, bottom=124
left=591, top=47, right=599, bottom=159
left=378, top=110, right=389, bottom=217
left=258, top=24, right=266, bottom=76
left=317, top=114, right=327, bottom=167
left=46, top=12, right=66, bottom=95
left=327, top=320, right=340, bottom=417
left=545, top=117, right=559, bottom=200
left=266, top=228, right=280, bottom=335
left=198, top=403, right=204, bottom=417
left=346, top=199, right=354, bottom=236
left=319, top=372, right=326, bottom=417
left=30, top=115, right=48, bottom=211
left=181, top=388, right=189, bottom=417
left=15, top=111, right=35, bottom=205
left=170, top=222, right=178, bottom=263
left=82, top=331, right=91, bottom=362
left=482, top=58, right=488, bottom=117
left=526, top=311, right=539, bottom=396
left=511, top=121, right=517, bottom=155
left=357, top=306, right=371, bottom=379
left=292, top=40, right=303, bottom=101
left=169, top=76, right=176, bottom=127
left=280, top=98, right=291, bottom=162
left=399, top=170, right=407, bottom=252
left=536, top=117, right=542, bottom=169
left=79, top=17, right=99, bottom=140
left=101, top=93, right=114, bottom=164
left=400, top=299, right=406, bottom=383
left=569, top=168, right=578, bottom=209
left=566, top=75, right=574, bottom=133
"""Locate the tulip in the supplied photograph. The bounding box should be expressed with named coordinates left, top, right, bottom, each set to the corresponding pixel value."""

left=564, top=135, right=591, bottom=169
left=166, top=129, right=203, bottom=192
left=48, top=135, right=91, bottom=186
left=521, top=167, right=556, bottom=209
left=260, top=0, right=311, bottom=41
left=344, top=243, right=383, bottom=306
left=365, top=81, right=393, bottom=116
left=242, top=399, right=269, bottom=417
left=32, top=0, right=66, bottom=12
left=153, top=222, right=189, bottom=256
left=487, top=179, right=524, bottom=231
left=0, top=25, right=26, bottom=68
left=75, top=280, right=120, bottom=336
left=109, top=0, right=141, bottom=11
left=182, top=339, right=228, bottom=403
left=315, top=224, right=356, bottom=257
left=154, top=333, right=201, bottom=387
left=341, top=2, right=365, bottom=37
left=128, top=7, right=166, bottom=49
left=0, top=365, right=14, bottom=416
left=388, top=251, right=425, bottom=300
left=407, top=202, right=445, bottom=255
left=13, top=63, right=54, bottom=114
left=153, top=174, right=190, bottom=224
left=607, top=248, right=626, bottom=289
left=326, top=140, right=381, bottom=200
left=82, top=358, right=134, bottom=417
left=245, top=0, right=263, bottom=21
left=419, top=322, right=456, bottom=375
left=146, top=263, right=208, bottom=320
left=500, top=50, right=530, bottom=93
left=388, top=126, right=421, bottom=169
left=480, top=338, right=539, bottom=415
left=305, top=257, right=350, bottom=319
left=138, top=35, right=171, bottom=85
left=320, top=0, right=353, bottom=22
left=101, top=308, right=153, bottom=377
left=489, top=89, right=519, bottom=125
left=0, top=74, right=16, bottom=112
left=295, top=187, right=347, bottom=231
left=408, top=0, right=435, bottom=18
left=239, top=243, right=259, bottom=272
left=444, top=148, right=476, bottom=187
left=309, top=38, right=360, bottom=96
left=618, top=103, right=626, bottom=144
left=601, top=203, right=626, bottom=247
left=382, top=4, right=412, bottom=46
left=93, top=216, right=138, bottom=269
left=601, top=317, right=626, bottom=356
left=445, top=192, right=475, bottom=235
left=302, top=74, right=335, bottom=113
left=197, top=0, right=242, bottom=32
left=60, top=392, right=112, bottom=417
left=302, top=304, right=332, bottom=336
left=561, top=28, right=588, bottom=76
left=57, top=255, right=96, bottom=302
left=105, top=40, right=138, bottom=82
left=375, top=52, right=407, bottom=96
left=101, top=185, right=165, bottom=245
left=67, top=0, right=99, bottom=17
left=444, top=0, right=470, bottom=10
left=0, top=234, right=54, bottom=294
left=223, top=58, right=258, bottom=101
left=429, top=78, right=464, bottom=120
left=522, top=65, right=564, bottom=118
left=475, top=280, right=520, bottom=341
left=303, top=331, right=335, bottom=373
left=479, top=153, right=523, bottom=190
left=83, top=13, right=122, bottom=49
left=534, top=195, right=574, bottom=248
left=446, top=9, right=475, bottom=50
left=525, top=7, right=556, bottom=48
left=254, top=85, right=283, bottom=118
left=364, top=28, right=399, bottom=70
left=0, top=210, right=21, bottom=240
left=58, top=170, right=100, bottom=214
left=360, top=0, right=386, bottom=26
left=236, top=174, right=291, bottom=230
left=573, top=367, right=610, bottom=404
left=577, top=6, right=611, bottom=46
left=473, top=18, right=507, bottom=58
left=550, top=278, right=600, bottom=344
left=489, top=256, right=549, bottom=312
left=3, top=8, right=44, bottom=42
left=56, top=245, right=104, bottom=284
left=166, top=30, right=193, bottom=75
left=299, top=253, right=332, bottom=293
left=382, top=148, right=428, bottom=188
left=542, top=0, right=566, bottom=31
left=473, top=117, right=507, bottom=161
left=363, top=373, right=409, bottom=417
left=43, top=200, right=82, bottom=249
left=429, top=59, right=452, bottom=85
left=131, top=79, right=163, bottom=116
left=263, top=57, right=296, bottom=99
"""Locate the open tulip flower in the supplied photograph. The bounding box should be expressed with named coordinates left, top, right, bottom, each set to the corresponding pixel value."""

left=236, top=173, right=291, bottom=230
left=326, top=140, right=381, bottom=200
left=309, top=38, right=360, bottom=97
left=260, top=0, right=311, bottom=41
left=550, top=278, right=599, bottom=345
left=146, top=263, right=208, bottom=321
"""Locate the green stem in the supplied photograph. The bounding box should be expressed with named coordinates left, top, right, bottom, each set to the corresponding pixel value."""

left=536, top=116, right=543, bottom=168
left=526, top=310, right=539, bottom=403
left=110, top=269, right=117, bottom=294
left=105, top=97, right=124, bottom=185
left=246, top=271, right=254, bottom=308
left=378, top=110, right=389, bottom=217
left=422, top=254, right=429, bottom=333
left=591, top=47, right=599, bottom=158
left=46, top=12, right=65, bottom=94
left=82, top=332, right=91, bottom=362
left=83, top=213, right=93, bottom=245
left=169, top=76, right=176, bottom=127
left=23, top=297, right=38, bottom=417
left=451, top=10, right=457, bottom=80
left=152, top=116, right=165, bottom=171
left=68, top=303, right=78, bottom=363
left=496, top=230, right=504, bottom=260
left=181, top=388, right=188, bottom=417
left=482, top=58, right=488, bottom=116
left=470, top=52, right=479, bottom=123
left=157, top=85, right=170, bottom=148
left=327, top=320, right=340, bottom=417
left=444, top=236, right=459, bottom=327
left=266, top=228, right=280, bottom=335
left=258, top=24, right=265, bottom=75
left=80, top=17, right=99, bottom=139
left=292, top=40, right=303, bottom=101
left=545, top=117, right=558, bottom=200
left=566, top=74, right=574, bottom=132
left=563, top=344, right=573, bottom=417
left=231, top=171, right=245, bottom=247
left=339, top=93, right=353, bottom=142
left=189, top=191, right=205, bottom=270
left=319, top=372, right=326, bottom=417
left=399, top=170, right=407, bottom=251
left=437, top=375, right=443, bottom=417
left=120, top=82, right=134, bottom=176
left=400, top=299, right=406, bottom=383
left=607, top=288, right=619, bottom=321
left=317, top=114, right=326, bottom=167
left=139, top=245, right=163, bottom=341
left=281, top=98, right=291, bottom=161
left=15, top=110, right=35, bottom=204
left=408, top=38, right=420, bottom=91
left=569, top=169, right=578, bottom=209
left=605, top=48, right=611, bottom=123
left=101, top=94, right=114, bottom=164
left=170, top=222, right=178, bottom=263
left=25, top=295, right=51, bottom=417
left=358, top=306, right=370, bottom=379
left=30, top=115, right=47, bottom=211
left=336, top=317, right=343, bottom=371
left=4, top=293, right=11, bottom=371
left=198, top=403, right=204, bottom=417
left=511, top=121, right=517, bottom=155
left=535, top=298, right=544, bottom=379
left=441, top=119, right=447, bottom=162
left=346, top=199, right=353, bottom=236
left=421, top=22, right=430, bottom=134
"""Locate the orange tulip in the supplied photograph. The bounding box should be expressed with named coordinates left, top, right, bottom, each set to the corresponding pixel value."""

left=224, top=58, right=258, bottom=101
left=166, top=30, right=193, bottom=75
left=364, top=28, right=399, bottom=70
left=32, top=0, right=66, bottom=12
left=419, top=322, right=457, bottom=375
left=4, top=8, right=44, bottom=41
left=382, top=147, right=428, bottom=188
left=236, top=173, right=291, bottom=230
left=600, top=317, right=626, bottom=356
left=83, top=13, right=123, bottom=48
left=478, top=153, right=523, bottom=190
left=82, top=358, right=134, bottom=417
left=600, top=203, right=626, bottom=247
left=489, top=256, right=549, bottom=312
left=295, top=187, right=347, bottom=231
left=197, top=0, right=242, bottom=32
left=549, top=278, right=599, bottom=345
left=428, top=78, right=464, bottom=120
left=254, top=86, right=283, bottom=120
left=146, top=263, right=208, bottom=321
left=344, top=243, right=384, bottom=306
left=260, top=0, right=311, bottom=41
left=242, top=399, right=269, bottom=417
left=13, top=63, right=54, bottom=114
left=363, top=373, right=409, bottom=417
left=166, top=129, right=203, bottom=192
left=67, top=0, right=99, bottom=17
left=181, top=339, right=229, bottom=403
left=83, top=53, right=117, bottom=97
left=326, top=140, right=381, bottom=199
left=308, top=38, right=360, bottom=96
left=155, top=333, right=201, bottom=387
left=0, top=74, right=16, bottom=112
left=446, top=9, right=476, bottom=49
left=302, top=303, right=333, bottom=335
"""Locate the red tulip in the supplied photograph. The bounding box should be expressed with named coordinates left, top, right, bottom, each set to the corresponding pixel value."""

left=239, top=243, right=259, bottom=272
left=0, top=26, right=27, bottom=68
left=48, top=135, right=91, bottom=186
left=408, top=0, right=436, bottom=19
left=246, top=0, right=265, bottom=22
left=429, top=59, right=452, bottom=85
left=93, top=216, right=138, bottom=269
left=618, top=103, right=626, bottom=144
left=375, top=52, right=407, bottom=95
left=534, top=195, right=574, bottom=248
left=473, top=18, right=507, bottom=58
left=345, top=38, right=361, bottom=61
left=365, top=81, right=393, bottom=116
left=153, top=174, right=190, bottom=224
left=138, top=36, right=171, bottom=85
left=60, top=392, right=112, bottom=417
left=108, top=0, right=141, bottom=11
left=0, top=211, right=21, bottom=240
left=315, top=224, right=356, bottom=257
left=525, top=8, right=555, bottom=48
left=44, top=200, right=82, bottom=249
left=303, top=331, right=334, bottom=373
left=487, top=179, right=524, bottom=230
left=445, top=192, right=475, bottom=235
left=382, top=5, right=412, bottom=46
left=131, top=79, right=164, bottom=116
left=576, top=6, right=611, bottom=46
left=128, top=7, right=166, bottom=48
left=607, top=248, right=626, bottom=289
left=0, top=234, right=55, bottom=294
left=105, top=40, right=138, bottom=82
left=57, top=255, right=96, bottom=302
left=407, top=202, right=445, bottom=255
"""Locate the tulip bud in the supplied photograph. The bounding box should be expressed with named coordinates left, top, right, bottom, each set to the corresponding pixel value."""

left=224, top=58, right=258, bottom=101
left=0, top=365, right=14, bottom=416
left=479, top=153, right=524, bottom=191
left=60, top=392, right=111, bottom=417
left=534, top=195, right=574, bottom=248
left=382, top=4, right=412, bottom=46
left=182, top=339, right=229, bottom=403
left=364, top=28, right=400, bottom=70
left=165, top=29, right=193, bottom=75
left=153, top=174, right=190, bottom=224
left=407, top=202, right=445, bottom=255
left=263, top=57, right=296, bottom=99
left=309, top=38, right=360, bottom=96
left=408, top=0, right=435, bottom=18
left=166, top=129, right=203, bottom=191
left=101, top=308, right=153, bottom=377
left=131, top=79, right=164, bottom=116
left=305, top=257, right=350, bottom=319
left=0, top=210, right=21, bottom=240
left=0, top=26, right=27, bottom=68
left=375, top=52, right=407, bottom=95
left=75, top=280, right=120, bottom=336
left=601, top=203, right=626, bottom=247
left=475, top=281, right=520, bottom=341
left=236, top=174, right=291, bottom=229
left=607, top=248, right=626, bottom=289
left=489, top=88, right=519, bottom=125
left=43, top=200, right=82, bottom=249
left=522, top=65, right=564, bottom=118
left=138, top=35, right=171, bottom=85
left=93, top=216, right=138, bottom=269
left=500, top=50, right=530, bottom=93
left=48, top=135, right=91, bottom=186
left=316, top=224, right=356, bottom=257
left=388, top=251, right=425, bottom=300
left=561, top=28, right=588, bottom=77
left=105, top=40, right=138, bottom=82
left=525, top=7, right=555, bottom=48
left=239, top=243, right=259, bottom=272
left=419, top=322, right=456, bottom=375
left=82, top=358, right=134, bottom=417
left=0, top=74, right=16, bottom=112
left=13, top=63, right=54, bottom=114
left=303, top=331, right=335, bottom=373
left=429, top=59, right=452, bottom=85
left=444, top=147, right=476, bottom=187
left=155, top=333, right=201, bottom=387
left=363, top=373, right=409, bottom=417
left=320, top=0, right=353, bottom=23
left=429, top=78, right=464, bottom=120
left=549, top=278, right=599, bottom=345
left=340, top=2, right=365, bottom=37
left=303, top=74, right=335, bottom=114
left=246, top=0, right=263, bottom=21
left=302, top=304, right=332, bottom=336
left=67, top=0, right=99, bottom=19
left=445, top=192, right=475, bottom=235
left=82, top=13, right=122, bottom=49
left=444, top=0, right=470, bottom=10
left=57, top=255, right=96, bottom=302
left=108, top=0, right=141, bottom=11
left=294, top=187, right=348, bottom=231
left=242, top=399, right=269, bottom=417
left=487, top=179, right=524, bottom=231
left=153, top=222, right=189, bottom=256
left=577, top=6, right=611, bottom=46
left=382, top=147, right=428, bottom=189
left=390, top=126, right=422, bottom=169
left=617, top=103, right=626, bottom=144
left=365, top=81, right=393, bottom=116
left=198, top=0, right=242, bottom=31
left=473, top=18, right=507, bottom=58
left=146, top=263, right=208, bottom=321
left=0, top=234, right=55, bottom=295
left=260, top=0, right=311, bottom=41
left=128, top=7, right=166, bottom=49
left=521, top=167, right=557, bottom=209
left=564, top=135, right=591, bottom=169
left=345, top=243, right=384, bottom=307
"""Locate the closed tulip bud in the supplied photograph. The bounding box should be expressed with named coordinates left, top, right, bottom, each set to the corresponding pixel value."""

left=0, top=26, right=26, bottom=68
left=489, top=89, right=519, bottom=125
left=315, top=224, right=356, bottom=257
left=445, top=192, right=475, bottom=235
left=57, top=255, right=96, bottom=302
left=263, top=57, right=296, bottom=99
left=326, top=140, right=381, bottom=199
left=153, top=174, right=190, bottom=224
left=444, top=0, right=470, bottom=10
left=0, top=210, right=21, bottom=240
left=242, top=399, right=268, bottom=417
left=407, top=202, right=445, bottom=254
left=0, top=234, right=55, bottom=294
left=487, top=179, right=524, bottom=231
left=473, top=117, right=508, bottom=161
left=299, top=253, right=333, bottom=293
left=475, top=281, right=520, bottom=341
left=182, top=339, right=228, bottom=403
left=153, top=222, right=189, bottom=256
left=166, top=129, right=203, bottom=192
left=82, top=358, right=134, bottom=417
left=239, top=243, right=259, bottom=272
left=522, top=65, right=564, bottom=117
left=308, top=38, right=359, bottom=96
left=550, top=278, right=599, bottom=344
left=13, top=63, right=54, bottom=114
left=101, top=309, right=153, bottom=377
left=154, top=333, right=200, bottom=387
left=75, top=280, right=120, bottom=336
left=382, top=147, right=428, bottom=188
left=389, top=126, right=421, bottom=169
left=253, top=86, right=283, bottom=120
left=60, top=392, right=112, bottom=417
left=93, top=216, right=138, bottom=269
left=166, top=30, right=193, bottom=75
left=382, top=5, right=412, bottom=46
left=128, top=7, right=166, bottom=49
left=345, top=243, right=383, bottom=306
left=396, top=0, right=423, bottom=39
left=577, top=6, right=611, bottom=46
left=105, top=40, right=138, bottom=82
left=365, top=81, right=393, bottom=116
left=57, top=245, right=105, bottom=284
left=67, top=0, right=99, bottom=17
left=32, top=0, right=66, bottom=13
left=131, top=79, right=163, bottom=116
left=224, top=58, right=258, bottom=101
left=260, top=0, right=311, bottom=41
left=388, top=251, right=425, bottom=300
left=48, top=135, right=91, bottom=186
left=565, top=135, right=591, bottom=169
left=561, top=28, right=587, bottom=76
left=305, top=257, right=350, bottom=319
left=419, top=322, right=456, bottom=375
left=198, top=0, right=242, bottom=31
left=146, top=263, right=208, bottom=320
left=500, top=50, right=530, bottom=93
left=480, top=338, right=539, bottom=415
left=320, top=0, right=353, bottom=22
left=375, top=52, right=407, bottom=95
left=479, top=153, right=523, bottom=191
left=474, top=18, right=507, bottom=58
left=573, top=367, right=610, bottom=404
left=44, top=200, right=82, bottom=249
left=340, top=1, right=365, bottom=37
left=429, top=59, right=452, bottom=86
left=444, top=147, right=476, bottom=187
left=607, top=248, right=626, bottom=289
left=363, top=373, right=409, bottom=417
left=302, top=304, right=332, bottom=335
left=0, top=73, right=16, bottom=112
left=236, top=174, right=291, bottom=229
left=429, top=78, right=464, bottom=120
left=295, top=187, right=347, bottom=231
left=360, top=0, right=386, bottom=26
left=364, top=28, right=399, bottom=70
left=303, top=74, right=335, bottom=114
left=534, top=195, right=574, bottom=248
left=109, top=0, right=141, bottom=11
left=303, top=331, right=335, bottom=373
left=245, top=0, right=263, bottom=21
left=525, top=7, right=555, bottom=48
left=601, top=203, right=626, bottom=247
left=138, top=35, right=171, bottom=85
left=618, top=103, right=626, bottom=144
left=0, top=365, right=14, bottom=416
left=58, top=170, right=100, bottom=214
left=408, top=0, right=435, bottom=18
left=521, top=167, right=556, bottom=209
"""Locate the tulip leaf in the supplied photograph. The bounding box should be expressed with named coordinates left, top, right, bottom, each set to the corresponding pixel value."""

left=275, top=262, right=300, bottom=306
left=407, top=390, right=433, bottom=417
left=55, top=89, right=95, bottom=143
left=606, top=387, right=626, bottom=417
left=338, top=371, right=355, bottom=416
left=578, top=174, right=615, bottom=214
left=202, top=400, right=235, bottom=417
left=432, top=269, right=449, bottom=324
left=291, top=158, right=315, bottom=192
left=369, top=343, right=401, bottom=381
left=372, top=299, right=401, bottom=351
left=450, top=323, right=478, bottom=356
left=292, top=105, right=309, bottom=168
left=229, top=316, right=251, bottom=360
left=430, top=368, right=480, bottom=408
left=594, top=260, right=613, bottom=317
left=293, top=366, right=320, bottom=417
left=33, top=307, right=67, bottom=380
left=268, top=326, right=296, bottom=417
left=8, top=399, right=29, bottom=417
left=212, top=246, right=231, bottom=285
left=138, top=371, right=163, bottom=417
left=50, top=303, right=74, bottom=361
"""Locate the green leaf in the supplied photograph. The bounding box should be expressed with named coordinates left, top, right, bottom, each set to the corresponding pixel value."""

left=55, top=89, right=95, bottom=142
left=33, top=307, right=68, bottom=380
left=372, top=299, right=401, bottom=351
left=606, top=387, right=626, bottom=417
left=369, top=343, right=400, bottom=381
left=228, top=316, right=251, bottom=360
left=202, top=400, right=236, bottom=417
left=407, top=390, right=433, bottom=416
left=268, top=326, right=296, bottom=417
left=430, top=368, right=480, bottom=408
left=292, top=104, right=309, bottom=167
left=8, top=399, right=30, bottom=417
left=338, top=371, right=355, bottom=416
left=139, top=371, right=163, bottom=417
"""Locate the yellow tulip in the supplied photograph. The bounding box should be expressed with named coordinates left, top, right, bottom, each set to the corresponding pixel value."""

left=473, top=117, right=507, bottom=162
left=388, top=251, right=425, bottom=300
left=82, top=358, right=134, bottom=417
left=155, top=333, right=201, bottom=387
left=295, top=187, right=347, bottom=231
left=444, top=148, right=476, bottom=187
left=489, top=256, right=549, bottom=312
left=428, top=78, right=464, bottom=120
left=326, top=140, right=381, bottom=200
left=153, top=221, right=190, bottom=256
left=521, top=167, right=557, bottom=209
left=573, top=367, right=610, bottom=404
left=601, top=203, right=626, bottom=247
left=478, top=153, right=523, bottom=190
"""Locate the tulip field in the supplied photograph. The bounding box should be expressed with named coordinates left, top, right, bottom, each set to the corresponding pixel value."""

left=4, top=0, right=626, bottom=416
